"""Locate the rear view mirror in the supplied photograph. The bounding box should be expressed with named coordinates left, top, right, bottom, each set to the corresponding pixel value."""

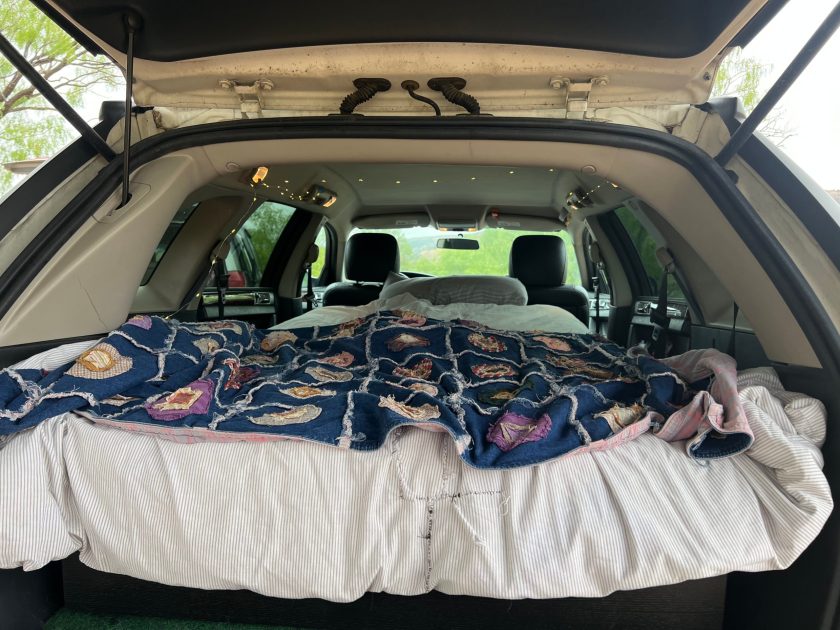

left=436, top=238, right=479, bottom=250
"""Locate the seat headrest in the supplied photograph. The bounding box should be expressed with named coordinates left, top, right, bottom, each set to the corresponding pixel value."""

left=344, top=232, right=400, bottom=283
left=304, top=243, right=320, bottom=265
left=509, top=235, right=567, bottom=287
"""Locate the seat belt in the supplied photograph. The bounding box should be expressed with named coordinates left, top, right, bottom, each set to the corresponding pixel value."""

left=304, top=262, right=314, bottom=312
left=210, top=239, right=230, bottom=319
left=593, top=275, right=601, bottom=333
left=302, top=243, right=320, bottom=312
left=214, top=255, right=229, bottom=320
left=649, top=248, right=675, bottom=358
left=588, top=241, right=605, bottom=335
left=727, top=302, right=739, bottom=358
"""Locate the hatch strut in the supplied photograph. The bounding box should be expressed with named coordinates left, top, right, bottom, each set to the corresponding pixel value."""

left=0, top=32, right=115, bottom=161
left=716, top=1, right=840, bottom=166
left=119, top=14, right=142, bottom=207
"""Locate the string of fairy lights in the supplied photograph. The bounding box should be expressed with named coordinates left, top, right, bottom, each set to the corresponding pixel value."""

left=246, top=165, right=620, bottom=210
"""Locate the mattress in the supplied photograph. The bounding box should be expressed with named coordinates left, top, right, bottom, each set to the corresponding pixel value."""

left=0, top=297, right=832, bottom=601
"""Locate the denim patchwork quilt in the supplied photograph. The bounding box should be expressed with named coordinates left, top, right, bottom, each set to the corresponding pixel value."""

left=0, top=310, right=749, bottom=468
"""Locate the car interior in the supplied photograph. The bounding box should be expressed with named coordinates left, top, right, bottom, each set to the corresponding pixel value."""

left=3, top=145, right=818, bottom=368
left=3, top=138, right=838, bottom=628
left=123, top=159, right=753, bottom=362
left=2, top=1, right=840, bottom=629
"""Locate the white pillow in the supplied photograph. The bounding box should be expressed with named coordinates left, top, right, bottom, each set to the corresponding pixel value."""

left=380, top=273, right=528, bottom=306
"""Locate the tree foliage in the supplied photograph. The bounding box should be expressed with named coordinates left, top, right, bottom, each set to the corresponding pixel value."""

left=0, top=0, right=119, bottom=192
left=712, top=49, right=795, bottom=146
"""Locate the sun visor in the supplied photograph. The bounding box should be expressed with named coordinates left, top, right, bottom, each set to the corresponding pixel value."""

left=353, top=212, right=431, bottom=229
left=484, top=211, right=567, bottom=231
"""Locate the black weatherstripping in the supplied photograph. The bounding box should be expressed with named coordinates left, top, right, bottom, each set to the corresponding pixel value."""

left=1, top=116, right=839, bottom=382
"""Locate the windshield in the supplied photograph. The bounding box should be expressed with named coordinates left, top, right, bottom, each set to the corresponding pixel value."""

left=351, top=227, right=581, bottom=284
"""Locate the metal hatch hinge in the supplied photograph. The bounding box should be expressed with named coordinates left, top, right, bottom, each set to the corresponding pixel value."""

left=550, top=76, right=608, bottom=115
left=218, top=79, right=274, bottom=118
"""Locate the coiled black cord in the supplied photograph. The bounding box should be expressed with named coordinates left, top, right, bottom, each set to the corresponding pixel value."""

left=428, top=78, right=480, bottom=115
left=439, top=82, right=480, bottom=115
left=340, top=78, right=391, bottom=115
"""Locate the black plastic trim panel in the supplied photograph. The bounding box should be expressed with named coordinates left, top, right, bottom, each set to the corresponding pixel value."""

left=260, top=208, right=315, bottom=290
left=0, top=116, right=838, bottom=378
left=0, top=562, right=63, bottom=629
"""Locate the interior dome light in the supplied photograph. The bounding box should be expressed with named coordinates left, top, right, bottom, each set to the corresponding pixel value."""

left=250, top=166, right=269, bottom=185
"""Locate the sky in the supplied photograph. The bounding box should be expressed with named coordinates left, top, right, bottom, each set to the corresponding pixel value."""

left=74, top=0, right=840, bottom=190
left=738, top=0, right=840, bottom=190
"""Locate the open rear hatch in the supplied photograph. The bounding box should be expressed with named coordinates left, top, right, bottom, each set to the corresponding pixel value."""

left=34, top=0, right=785, bottom=116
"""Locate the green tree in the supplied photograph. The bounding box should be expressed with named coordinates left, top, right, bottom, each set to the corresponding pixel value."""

left=0, top=0, right=119, bottom=192
left=712, top=49, right=795, bottom=146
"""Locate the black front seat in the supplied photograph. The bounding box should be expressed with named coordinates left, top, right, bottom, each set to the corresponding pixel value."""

left=509, top=235, right=590, bottom=325
left=322, top=233, right=400, bottom=307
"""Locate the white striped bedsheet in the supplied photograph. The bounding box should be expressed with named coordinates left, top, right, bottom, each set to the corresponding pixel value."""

left=0, top=301, right=831, bottom=599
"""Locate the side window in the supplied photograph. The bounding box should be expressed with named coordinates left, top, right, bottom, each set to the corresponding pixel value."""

left=221, top=201, right=296, bottom=287
left=142, top=199, right=297, bottom=288
left=614, top=206, right=685, bottom=299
